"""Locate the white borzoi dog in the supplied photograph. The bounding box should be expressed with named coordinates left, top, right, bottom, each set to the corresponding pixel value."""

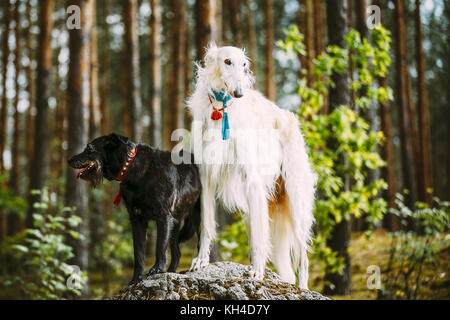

left=187, top=44, right=316, bottom=289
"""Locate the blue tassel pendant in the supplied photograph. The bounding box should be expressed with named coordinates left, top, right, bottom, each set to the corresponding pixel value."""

left=222, top=111, right=230, bottom=140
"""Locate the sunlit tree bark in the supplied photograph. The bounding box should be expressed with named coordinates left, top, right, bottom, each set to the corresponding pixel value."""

left=414, top=0, right=433, bottom=204
left=27, top=0, right=54, bottom=228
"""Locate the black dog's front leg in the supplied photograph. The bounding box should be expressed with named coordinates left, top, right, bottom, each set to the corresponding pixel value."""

left=146, top=213, right=173, bottom=276
left=127, top=215, right=148, bottom=288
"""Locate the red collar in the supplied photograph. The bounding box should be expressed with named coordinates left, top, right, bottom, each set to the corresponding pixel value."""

left=113, top=146, right=137, bottom=206
left=115, top=147, right=138, bottom=182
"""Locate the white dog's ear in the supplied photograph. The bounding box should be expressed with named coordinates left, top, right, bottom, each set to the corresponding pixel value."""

left=204, top=42, right=219, bottom=66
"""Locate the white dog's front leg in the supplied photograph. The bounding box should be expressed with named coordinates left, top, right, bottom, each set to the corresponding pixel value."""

left=246, top=185, right=270, bottom=281
left=190, top=181, right=216, bottom=271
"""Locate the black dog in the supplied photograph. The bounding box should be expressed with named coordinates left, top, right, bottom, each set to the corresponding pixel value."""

left=68, top=133, right=201, bottom=288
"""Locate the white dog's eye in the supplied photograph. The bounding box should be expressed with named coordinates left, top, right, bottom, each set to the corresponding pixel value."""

left=224, top=59, right=232, bottom=65
left=243, top=62, right=247, bottom=67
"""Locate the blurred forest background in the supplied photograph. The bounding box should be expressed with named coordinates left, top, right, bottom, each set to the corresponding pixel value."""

left=0, top=0, right=449, bottom=300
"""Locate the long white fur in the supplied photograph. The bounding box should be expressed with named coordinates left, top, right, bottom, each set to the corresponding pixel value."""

left=187, top=44, right=316, bottom=289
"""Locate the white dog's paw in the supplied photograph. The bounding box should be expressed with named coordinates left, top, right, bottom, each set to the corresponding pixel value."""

left=190, top=256, right=210, bottom=271
left=247, top=266, right=264, bottom=281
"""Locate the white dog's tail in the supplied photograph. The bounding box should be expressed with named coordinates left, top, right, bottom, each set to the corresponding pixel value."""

left=271, top=111, right=316, bottom=289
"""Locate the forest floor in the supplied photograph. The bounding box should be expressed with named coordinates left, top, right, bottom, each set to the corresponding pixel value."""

left=90, top=230, right=450, bottom=300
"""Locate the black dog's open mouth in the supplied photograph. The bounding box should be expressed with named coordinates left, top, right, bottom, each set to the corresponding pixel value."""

left=75, top=161, right=96, bottom=179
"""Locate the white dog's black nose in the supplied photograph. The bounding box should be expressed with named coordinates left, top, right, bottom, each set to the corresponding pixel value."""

left=233, top=88, right=243, bottom=98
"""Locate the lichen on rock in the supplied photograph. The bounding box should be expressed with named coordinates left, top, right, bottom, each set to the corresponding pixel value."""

left=112, top=261, right=329, bottom=300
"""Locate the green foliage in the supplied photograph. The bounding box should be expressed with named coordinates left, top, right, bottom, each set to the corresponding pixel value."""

left=217, top=214, right=249, bottom=262
left=0, top=188, right=86, bottom=299
left=0, top=174, right=27, bottom=217
left=279, top=24, right=391, bottom=277
left=379, top=194, right=450, bottom=300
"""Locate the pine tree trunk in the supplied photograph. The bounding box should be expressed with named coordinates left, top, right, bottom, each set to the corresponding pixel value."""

left=10, top=0, right=21, bottom=193
left=27, top=0, right=54, bottom=228
left=0, top=1, right=11, bottom=175
left=54, top=47, right=66, bottom=184
left=245, top=0, right=257, bottom=80
left=184, top=5, right=192, bottom=130
left=25, top=0, right=35, bottom=190
left=446, top=0, right=450, bottom=203
left=304, top=0, right=315, bottom=85
left=379, top=76, right=399, bottom=230
left=195, top=0, right=217, bottom=62
left=99, top=0, right=110, bottom=136
left=414, top=0, right=433, bottom=204
left=324, top=0, right=351, bottom=296
left=373, top=0, right=398, bottom=231
left=354, top=0, right=368, bottom=39
left=66, top=0, right=91, bottom=295
left=164, top=0, right=186, bottom=149
left=313, top=0, right=324, bottom=56
left=394, top=0, right=418, bottom=209
left=123, top=0, right=143, bottom=141
left=264, top=0, right=276, bottom=101
left=7, top=0, right=23, bottom=235
left=229, top=0, right=242, bottom=47
left=87, top=0, right=103, bottom=277
left=149, top=0, right=162, bottom=147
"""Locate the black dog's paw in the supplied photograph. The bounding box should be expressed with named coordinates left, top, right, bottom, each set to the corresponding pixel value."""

left=145, top=267, right=164, bottom=277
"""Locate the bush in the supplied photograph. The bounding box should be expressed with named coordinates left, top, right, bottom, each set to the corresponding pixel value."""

left=0, top=188, right=86, bottom=299
left=379, top=194, right=450, bottom=299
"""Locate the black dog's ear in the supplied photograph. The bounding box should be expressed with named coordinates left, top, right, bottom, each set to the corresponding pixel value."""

left=106, top=133, right=129, bottom=147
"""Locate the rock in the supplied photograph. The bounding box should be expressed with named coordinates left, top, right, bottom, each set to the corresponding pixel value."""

left=112, top=261, right=329, bottom=300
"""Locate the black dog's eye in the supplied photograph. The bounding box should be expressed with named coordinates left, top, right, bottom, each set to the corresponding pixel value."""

left=87, top=144, right=94, bottom=153
left=224, top=59, right=232, bottom=65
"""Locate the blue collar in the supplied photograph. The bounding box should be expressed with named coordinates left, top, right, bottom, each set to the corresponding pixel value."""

left=209, top=90, right=231, bottom=140
left=210, top=90, right=232, bottom=107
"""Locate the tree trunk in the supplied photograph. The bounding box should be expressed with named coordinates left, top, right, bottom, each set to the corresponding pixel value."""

left=164, top=0, right=186, bottom=149
left=324, top=0, right=351, bottom=296
left=414, top=0, right=433, bottom=204
left=264, top=0, right=276, bottom=101
left=184, top=0, right=191, bottom=130
left=373, top=0, right=398, bottom=231
left=0, top=0, right=11, bottom=175
left=245, top=0, right=257, bottom=80
left=229, top=0, right=242, bottom=47
left=10, top=0, right=21, bottom=193
left=89, top=0, right=101, bottom=140
left=87, top=0, right=103, bottom=278
left=27, top=0, right=54, bottom=228
left=195, top=0, right=217, bottom=62
left=149, top=0, right=162, bottom=147
left=394, top=0, right=418, bottom=209
left=446, top=0, right=450, bottom=203
left=313, top=0, right=325, bottom=56
left=123, top=0, right=143, bottom=141
left=6, top=1, right=22, bottom=235
left=379, top=75, right=399, bottom=230
left=66, top=0, right=91, bottom=295
left=355, top=0, right=368, bottom=39
left=99, top=0, right=110, bottom=136
left=25, top=0, right=35, bottom=191
left=304, top=0, right=315, bottom=85
left=53, top=47, right=66, bottom=185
